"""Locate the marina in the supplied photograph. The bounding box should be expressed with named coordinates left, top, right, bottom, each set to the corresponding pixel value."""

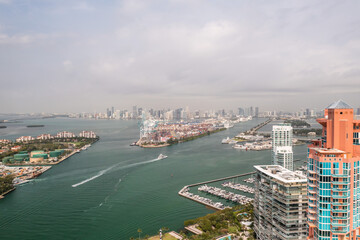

left=243, top=177, right=255, bottom=184
left=221, top=182, right=255, bottom=194
left=178, top=172, right=255, bottom=209
left=198, top=185, right=253, bottom=205
left=178, top=186, right=227, bottom=211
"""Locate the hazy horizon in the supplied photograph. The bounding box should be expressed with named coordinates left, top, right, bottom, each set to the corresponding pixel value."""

left=1, top=0, right=360, bottom=113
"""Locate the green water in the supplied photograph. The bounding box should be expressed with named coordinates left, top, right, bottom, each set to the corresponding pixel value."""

left=0, top=118, right=308, bottom=239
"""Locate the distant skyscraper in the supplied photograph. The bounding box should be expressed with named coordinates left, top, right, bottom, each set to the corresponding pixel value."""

left=174, top=108, right=182, bottom=120
left=250, top=106, right=254, bottom=116
left=254, top=165, right=307, bottom=240
left=272, top=124, right=293, bottom=170
left=307, top=100, right=360, bottom=240
left=106, top=108, right=111, bottom=118
left=238, top=108, right=244, bottom=116
left=138, top=108, right=143, bottom=117
left=132, top=106, right=137, bottom=118
left=255, top=107, right=259, bottom=118
left=114, top=110, right=121, bottom=120
left=357, top=107, right=360, bottom=115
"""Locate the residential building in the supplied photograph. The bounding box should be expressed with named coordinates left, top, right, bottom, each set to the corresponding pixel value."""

left=15, top=136, right=35, bottom=142
left=272, top=124, right=294, bottom=171
left=307, top=100, right=360, bottom=240
left=56, top=131, right=76, bottom=138
left=254, top=165, right=308, bottom=240
left=36, top=134, right=53, bottom=140
left=78, top=131, right=97, bottom=138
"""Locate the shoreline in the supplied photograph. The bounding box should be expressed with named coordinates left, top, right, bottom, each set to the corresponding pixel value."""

left=1, top=141, right=98, bottom=199
left=0, top=187, right=16, bottom=200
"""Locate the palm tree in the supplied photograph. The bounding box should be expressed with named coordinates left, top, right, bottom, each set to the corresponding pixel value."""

left=137, top=228, right=142, bottom=239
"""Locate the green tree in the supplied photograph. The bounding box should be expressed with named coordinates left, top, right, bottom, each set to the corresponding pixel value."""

left=0, top=175, right=15, bottom=195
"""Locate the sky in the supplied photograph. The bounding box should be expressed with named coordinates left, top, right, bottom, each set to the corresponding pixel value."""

left=0, top=0, right=359, bottom=113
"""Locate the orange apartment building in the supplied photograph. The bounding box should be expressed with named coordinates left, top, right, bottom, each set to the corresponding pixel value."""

left=307, top=100, right=360, bottom=240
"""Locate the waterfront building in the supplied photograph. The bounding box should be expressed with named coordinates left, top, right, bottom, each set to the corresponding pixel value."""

left=15, top=136, right=35, bottom=142
left=36, top=134, right=53, bottom=140
left=56, top=131, right=76, bottom=138
left=307, top=100, right=360, bottom=240
left=78, top=131, right=97, bottom=138
left=272, top=124, right=294, bottom=171
left=0, top=139, right=12, bottom=144
left=254, top=165, right=307, bottom=240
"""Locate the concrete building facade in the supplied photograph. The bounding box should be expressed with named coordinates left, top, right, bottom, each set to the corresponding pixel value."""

left=254, top=165, right=308, bottom=240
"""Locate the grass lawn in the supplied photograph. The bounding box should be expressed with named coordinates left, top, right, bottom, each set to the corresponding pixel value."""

left=148, top=233, right=178, bottom=240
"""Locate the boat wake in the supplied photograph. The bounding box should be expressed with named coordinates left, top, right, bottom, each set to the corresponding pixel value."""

left=72, top=157, right=165, bottom=188
left=72, top=165, right=115, bottom=188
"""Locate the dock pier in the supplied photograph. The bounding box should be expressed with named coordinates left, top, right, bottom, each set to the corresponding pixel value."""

left=178, top=172, right=255, bottom=210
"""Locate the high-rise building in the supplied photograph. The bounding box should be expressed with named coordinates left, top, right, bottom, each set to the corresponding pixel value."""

left=254, top=165, right=308, bottom=240
left=307, top=100, right=360, bottom=240
left=272, top=124, right=294, bottom=171
left=356, top=108, right=360, bottom=116
left=255, top=107, right=259, bottom=118
left=133, top=106, right=137, bottom=118
left=238, top=107, right=245, bottom=116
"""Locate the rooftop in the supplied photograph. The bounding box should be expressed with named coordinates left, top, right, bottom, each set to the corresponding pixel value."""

left=254, top=165, right=307, bottom=183
left=311, top=147, right=345, bottom=154
left=326, top=100, right=352, bottom=109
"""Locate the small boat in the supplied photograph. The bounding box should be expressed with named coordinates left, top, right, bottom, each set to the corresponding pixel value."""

left=228, top=139, right=238, bottom=144
left=157, top=154, right=168, bottom=160
left=233, top=144, right=247, bottom=150
left=130, top=141, right=137, bottom=146
left=222, top=137, right=230, bottom=144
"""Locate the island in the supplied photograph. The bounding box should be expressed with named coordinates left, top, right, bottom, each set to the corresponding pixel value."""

left=137, top=119, right=227, bottom=148
left=284, top=119, right=310, bottom=128
left=0, top=130, right=99, bottom=198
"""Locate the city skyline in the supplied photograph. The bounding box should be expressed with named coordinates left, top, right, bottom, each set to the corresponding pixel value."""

left=1, top=0, right=360, bottom=113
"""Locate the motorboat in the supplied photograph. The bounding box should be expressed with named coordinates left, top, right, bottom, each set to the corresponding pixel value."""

left=157, top=154, right=168, bottom=160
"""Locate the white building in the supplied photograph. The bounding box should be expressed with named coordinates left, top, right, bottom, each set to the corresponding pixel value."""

left=78, top=131, right=97, bottom=138
left=56, top=131, right=76, bottom=138
left=272, top=124, right=293, bottom=170
left=16, top=136, right=35, bottom=142
left=37, top=134, right=53, bottom=140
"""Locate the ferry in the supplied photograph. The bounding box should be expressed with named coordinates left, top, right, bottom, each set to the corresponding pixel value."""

left=157, top=154, right=168, bottom=160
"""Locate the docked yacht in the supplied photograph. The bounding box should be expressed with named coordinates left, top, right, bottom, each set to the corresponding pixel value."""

left=233, top=144, right=247, bottom=150
left=224, top=121, right=234, bottom=129
left=222, top=137, right=230, bottom=144
left=228, top=139, right=238, bottom=144
left=157, top=154, right=168, bottom=160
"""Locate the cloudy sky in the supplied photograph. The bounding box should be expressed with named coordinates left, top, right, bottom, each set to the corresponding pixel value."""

left=0, top=0, right=359, bottom=113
